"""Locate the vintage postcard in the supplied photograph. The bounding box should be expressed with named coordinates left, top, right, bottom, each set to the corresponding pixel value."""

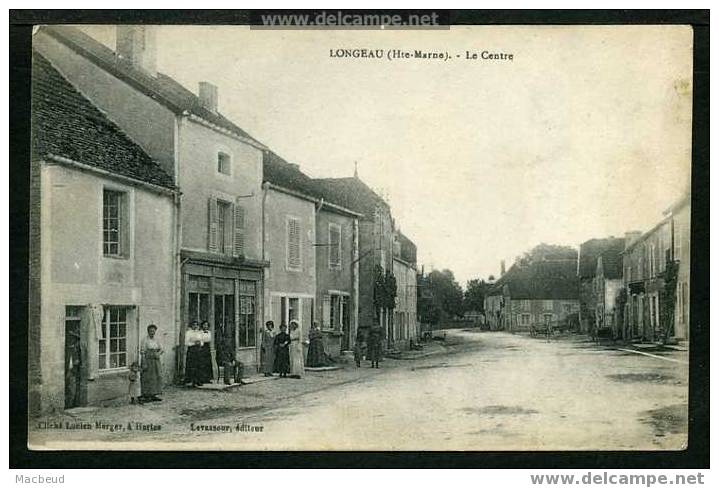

left=27, top=20, right=692, bottom=451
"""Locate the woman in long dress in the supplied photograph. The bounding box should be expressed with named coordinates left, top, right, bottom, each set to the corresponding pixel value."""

left=198, top=321, right=213, bottom=384
left=289, top=320, right=305, bottom=378
left=306, top=321, right=328, bottom=367
left=260, top=321, right=276, bottom=376
left=141, top=324, right=163, bottom=401
left=273, top=323, right=290, bottom=378
left=367, top=326, right=382, bottom=369
left=184, top=320, right=203, bottom=386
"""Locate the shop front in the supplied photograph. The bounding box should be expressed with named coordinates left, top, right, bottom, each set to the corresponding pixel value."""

left=180, top=250, right=266, bottom=380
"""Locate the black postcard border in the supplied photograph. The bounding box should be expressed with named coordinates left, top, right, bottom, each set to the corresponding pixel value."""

left=9, top=9, right=709, bottom=469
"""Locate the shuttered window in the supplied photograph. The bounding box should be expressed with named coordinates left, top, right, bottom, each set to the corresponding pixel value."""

left=287, top=217, right=301, bottom=270
left=329, top=223, right=341, bottom=270
left=208, top=197, right=218, bottom=252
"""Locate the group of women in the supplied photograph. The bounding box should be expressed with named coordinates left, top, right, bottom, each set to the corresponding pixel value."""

left=184, top=320, right=213, bottom=386
left=260, top=320, right=324, bottom=378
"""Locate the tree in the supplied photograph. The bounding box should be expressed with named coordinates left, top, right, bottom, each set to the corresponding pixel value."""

left=517, top=243, right=577, bottom=267
left=426, top=269, right=464, bottom=320
left=464, top=278, right=491, bottom=314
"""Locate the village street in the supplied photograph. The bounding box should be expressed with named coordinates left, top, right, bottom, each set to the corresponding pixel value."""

left=29, top=330, right=688, bottom=451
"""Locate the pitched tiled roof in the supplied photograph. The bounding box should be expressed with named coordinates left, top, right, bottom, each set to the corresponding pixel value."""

left=311, top=176, right=389, bottom=218
left=40, top=25, right=265, bottom=149
left=492, top=258, right=579, bottom=300
left=262, top=151, right=325, bottom=199
left=32, top=52, right=175, bottom=189
left=578, top=237, right=625, bottom=279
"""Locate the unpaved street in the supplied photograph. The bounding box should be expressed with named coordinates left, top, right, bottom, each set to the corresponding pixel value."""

left=29, top=331, right=688, bottom=451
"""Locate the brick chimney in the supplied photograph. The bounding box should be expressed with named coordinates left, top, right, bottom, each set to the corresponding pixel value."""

left=198, top=81, right=218, bottom=113
left=116, top=26, right=157, bottom=77
left=500, top=260, right=506, bottom=276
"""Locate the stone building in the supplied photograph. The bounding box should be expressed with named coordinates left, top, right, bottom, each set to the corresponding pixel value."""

left=577, top=237, right=626, bottom=334
left=485, top=255, right=580, bottom=333
left=312, top=175, right=396, bottom=343
left=391, top=231, right=418, bottom=349
left=30, top=53, right=177, bottom=413
left=262, top=152, right=361, bottom=356
left=621, top=194, right=690, bottom=342
left=34, top=25, right=269, bottom=378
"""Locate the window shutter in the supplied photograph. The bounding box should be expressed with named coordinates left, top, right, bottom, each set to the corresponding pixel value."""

left=208, top=197, right=219, bottom=252
left=233, top=204, right=245, bottom=257
left=287, top=218, right=301, bottom=269
left=322, top=295, right=331, bottom=328
left=329, top=224, right=341, bottom=269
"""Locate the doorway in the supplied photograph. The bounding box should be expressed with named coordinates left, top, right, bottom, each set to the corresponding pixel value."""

left=64, top=306, right=83, bottom=409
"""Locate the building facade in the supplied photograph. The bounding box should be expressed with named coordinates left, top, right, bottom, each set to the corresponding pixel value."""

left=390, top=232, right=418, bottom=349
left=621, top=195, right=690, bottom=342
left=313, top=176, right=396, bottom=344
left=262, top=152, right=361, bottom=357
left=30, top=53, right=177, bottom=413
left=485, top=255, right=580, bottom=333
left=577, top=237, right=625, bottom=334
left=35, top=25, right=269, bottom=379
left=594, top=251, right=623, bottom=337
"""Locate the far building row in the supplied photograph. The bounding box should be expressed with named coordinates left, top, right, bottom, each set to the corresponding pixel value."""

left=30, top=25, right=418, bottom=414
left=579, top=195, right=690, bottom=343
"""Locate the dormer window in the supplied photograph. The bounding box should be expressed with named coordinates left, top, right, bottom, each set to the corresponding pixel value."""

left=217, top=152, right=231, bottom=175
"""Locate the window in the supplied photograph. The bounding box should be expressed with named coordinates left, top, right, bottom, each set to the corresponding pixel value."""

left=216, top=200, right=231, bottom=254
left=208, top=198, right=244, bottom=256
left=520, top=300, right=531, bottom=312
left=287, top=217, right=301, bottom=270
left=542, top=300, right=553, bottom=311
left=238, top=281, right=257, bottom=348
left=543, top=313, right=553, bottom=325
left=329, top=223, right=341, bottom=270
left=217, top=152, right=231, bottom=175
left=103, top=189, right=126, bottom=256
left=99, top=306, right=128, bottom=370
left=519, top=313, right=531, bottom=326
left=325, top=294, right=349, bottom=330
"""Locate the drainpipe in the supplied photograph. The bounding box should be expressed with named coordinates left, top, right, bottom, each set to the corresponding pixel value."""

left=261, top=181, right=270, bottom=343
left=173, top=115, right=184, bottom=383
left=352, top=216, right=360, bottom=349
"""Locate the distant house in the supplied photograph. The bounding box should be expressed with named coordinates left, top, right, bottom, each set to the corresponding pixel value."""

left=392, top=231, right=418, bottom=349
left=594, top=246, right=624, bottom=336
left=577, top=237, right=626, bottom=334
left=30, top=53, right=177, bottom=413
left=485, top=254, right=580, bottom=333
left=621, top=194, right=690, bottom=342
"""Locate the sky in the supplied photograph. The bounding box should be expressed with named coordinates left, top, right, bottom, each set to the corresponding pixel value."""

left=78, top=25, right=693, bottom=286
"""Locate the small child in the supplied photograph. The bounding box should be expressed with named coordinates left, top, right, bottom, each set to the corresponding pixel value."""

left=353, top=340, right=364, bottom=368
left=128, top=361, right=141, bottom=404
